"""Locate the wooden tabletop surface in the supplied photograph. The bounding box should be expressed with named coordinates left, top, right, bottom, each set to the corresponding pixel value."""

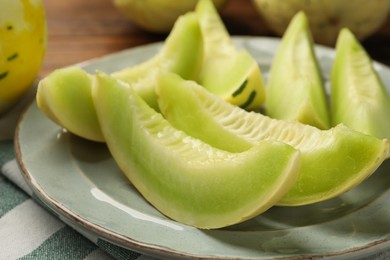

left=40, top=0, right=390, bottom=77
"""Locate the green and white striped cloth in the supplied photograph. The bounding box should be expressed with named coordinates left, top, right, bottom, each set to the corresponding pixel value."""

left=0, top=88, right=156, bottom=260
left=1, top=87, right=389, bottom=260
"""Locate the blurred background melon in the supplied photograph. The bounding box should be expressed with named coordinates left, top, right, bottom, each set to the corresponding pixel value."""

left=113, top=0, right=229, bottom=33
left=0, top=0, right=47, bottom=115
left=252, top=0, right=390, bottom=46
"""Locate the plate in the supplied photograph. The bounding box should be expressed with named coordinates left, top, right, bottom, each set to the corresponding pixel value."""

left=15, top=37, right=390, bottom=259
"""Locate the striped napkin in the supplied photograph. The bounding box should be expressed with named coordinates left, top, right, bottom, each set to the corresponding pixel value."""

left=0, top=87, right=156, bottom=260
left=1, top=86, right=389, bottom=260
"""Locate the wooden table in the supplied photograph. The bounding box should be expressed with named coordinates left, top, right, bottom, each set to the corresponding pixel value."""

left=40, top=0, right=390, bottom=78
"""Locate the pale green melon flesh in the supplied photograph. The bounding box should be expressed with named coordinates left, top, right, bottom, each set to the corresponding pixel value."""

left=112, top=12, right=204, bottom=110
left=92, top=72, right=301, bottom=229
left=36, top=67, right=104, bottom=142
left=331, top=28, right=390, bottom=141
left=265, top=11, right=330, bottom=129
left=156, top=72, right=389, bottom=206
left=157, top=71, right=253, bottom=153
left=195, top=0, right=265, bottom=110
left=36, top=12, right=203, bottom=141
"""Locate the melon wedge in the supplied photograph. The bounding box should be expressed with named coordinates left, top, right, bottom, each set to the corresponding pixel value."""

left=112, top=12, right=203, bottom=109
left=156, top=72, right=389, bottom=206
left=92, top=72, right=301, bottom=229
left=36, top=66, right=104, bottom=142
left=195, top=0, right=265, bottom=110
left=265, top=11, right=330, bottom=129
left=36, top=12, right=203, bottom=142
left=331, top=28, right=390, bottom=141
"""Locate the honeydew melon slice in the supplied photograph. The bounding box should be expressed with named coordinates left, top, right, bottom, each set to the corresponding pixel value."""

left=265, top=11, right=330, bottom=129
left=195, top=0, right=265, bottom=110
left=156, top=72, right=389, bottom=206
left=36, top=12, right=203, bottom=142
left=36, top=66, right=105, bottom=142
left=112, top=12, right=203, bottom=109
left=331, top=28, right=390, bottom=140
left=92, top=72, right=301, bottom=229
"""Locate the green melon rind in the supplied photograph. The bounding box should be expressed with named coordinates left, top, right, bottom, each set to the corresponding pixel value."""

left=331, top=28, right=390, bottom=141
left=36, top=12, right=203, bottom=142
left=156, top=72, right=389, bottom=206
left=265, top=11, right=330, bottom=129
left=195, top=0, right=265, bottom=110
left=92, top=72, right=301, bottom=229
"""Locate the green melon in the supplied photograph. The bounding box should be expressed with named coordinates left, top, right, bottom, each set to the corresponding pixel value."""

left=36, top=66, right=104, bottom=142
left=252, top=0, right=390, bottom=46
left=92, top=72, right=301, bottom=229
left=331, top=28, right=390, bottom=141
left=156, top=71, right=389, bottom=206
left=113, top=0, right=228, bottom=33
left=36, top=12, right=203, bottom=142
left=112, top=12, right=204, bottom=110
left=265, top=11, right=330, bottom=129
left=195, top=0, right=265, bottom=110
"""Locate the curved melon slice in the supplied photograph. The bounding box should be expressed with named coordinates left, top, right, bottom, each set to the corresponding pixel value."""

left=195, top=0, right=265, bottom=110
left=112, top=12, right=203, bottom=109
left=36, top=12, right=203, bottom=142
left=92, top=72, right=301, bottom=229
left=36, top=66, right=105, bottom=142
left=331, top=28, right=390, bottom=140
left=156, top=72, right=389, bottom=206
left=265, top=11, right=330, bottom=129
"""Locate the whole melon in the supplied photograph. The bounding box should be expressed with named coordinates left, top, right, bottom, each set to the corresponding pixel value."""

left=113, top=0, right=229, bottom=33
left=0, top=0, right=46, bottom=114
left=252, top=0, right=390, bottom=46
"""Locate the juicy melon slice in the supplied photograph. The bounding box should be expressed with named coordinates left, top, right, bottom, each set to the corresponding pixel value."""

left=195, top=0, right=265, bottom=110
left=156, top=72, right=389, bottom=206
left=331, top=28, right=390, bottom=141
left=265, top=11, right=330, bottom=129
left=36, top=12, right=203, bottom=142
left=112, top=12, right=203, bottom=109
left=36, top=67, right=104, bottom=142
left=92, top=72, right=301, bottom=229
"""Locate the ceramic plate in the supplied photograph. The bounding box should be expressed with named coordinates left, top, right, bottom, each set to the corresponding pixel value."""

left=15, top=37, right=390, bottom=259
